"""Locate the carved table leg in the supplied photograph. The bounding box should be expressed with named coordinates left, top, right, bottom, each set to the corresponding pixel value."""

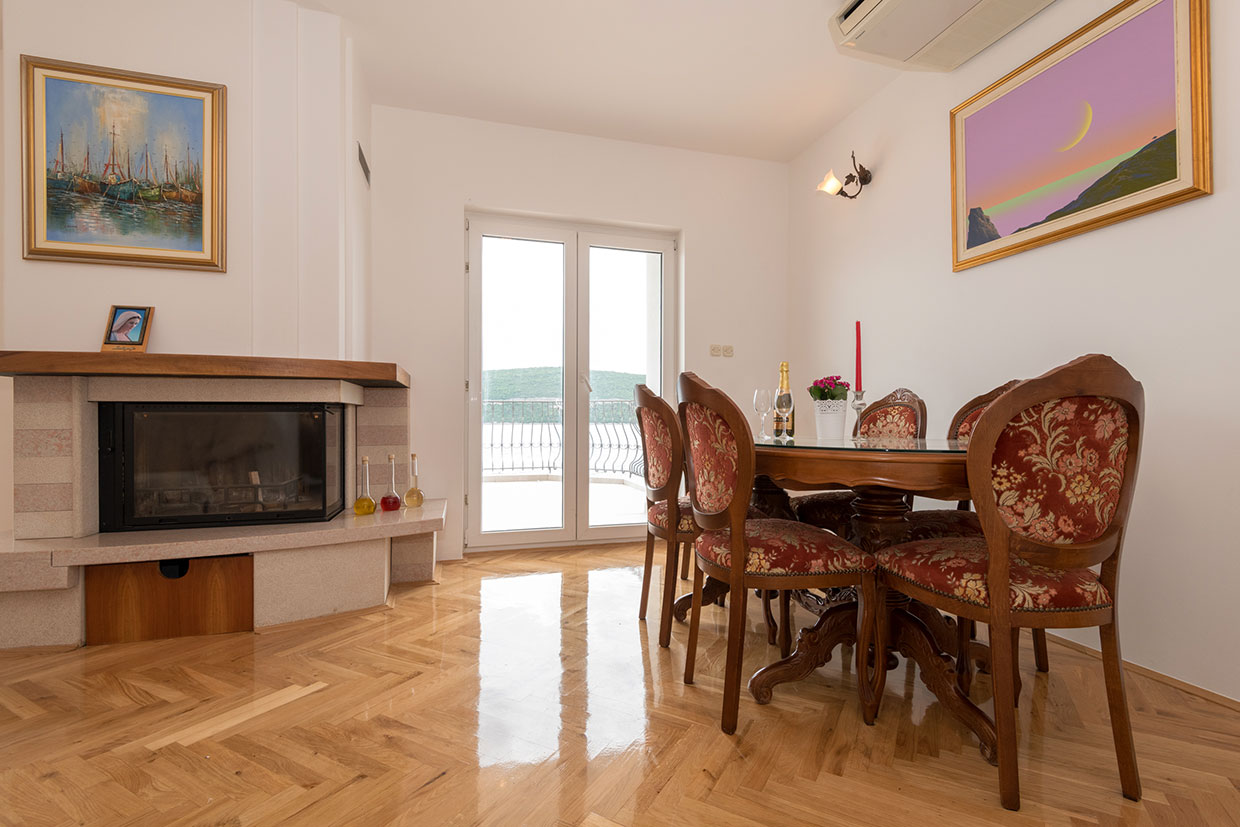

left=750, top=475, right=796, bottom=520
left=905, top=600, right=960, bottom=657
left=891, top=608, right=998, bottom=766
left=850, top=486, right=912, bottom=553
left=673, top=576, right=729, bottom=623
left=761, top=590, right=778, bottom=646
left=748, top=602, right=858, bottom=704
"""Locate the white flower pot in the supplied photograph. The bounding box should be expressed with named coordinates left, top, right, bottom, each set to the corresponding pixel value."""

left=814, top=398, right=847, bottom=440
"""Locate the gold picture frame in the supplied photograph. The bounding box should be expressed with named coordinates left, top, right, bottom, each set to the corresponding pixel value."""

left=101, top=306, right=155, bottom=352
left=950, top=0, right=1210, bottom=272
left=22, top=55, right=226, bottom=271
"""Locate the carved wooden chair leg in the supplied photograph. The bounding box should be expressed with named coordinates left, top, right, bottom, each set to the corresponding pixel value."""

left=684, top=563, right=705, bottom=685
left=761, top=590, right=778, bottom=646
left=778, top=590, right=792, bottom=658
left=1010, top=627, right=1022, bottom=707
left=990, top=621, right=1021, bottom=811
left=720, top=583, right=749, bottom=735
left=657, top=533, right=679, bottom=648
left=955, top=616, right=973, bottom=696
left=680, top=540, right=691, bottom=580
left=856, top=574, right=881, bottom=725
left=1100, top=621, right=1142, bottom=801
left=1032, top=628, right=1050, bottom=673
left=638, top=532, right=655, bottom=620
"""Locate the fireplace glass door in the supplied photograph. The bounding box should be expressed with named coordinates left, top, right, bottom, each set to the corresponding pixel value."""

left=99, top=403, right=345, bottom=531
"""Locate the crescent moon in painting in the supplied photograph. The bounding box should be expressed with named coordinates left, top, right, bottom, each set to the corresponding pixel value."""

left=1057, top=101, right=1093, bottom=152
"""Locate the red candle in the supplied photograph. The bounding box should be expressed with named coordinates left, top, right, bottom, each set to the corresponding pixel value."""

left=855, top=321, right=863, bottom=393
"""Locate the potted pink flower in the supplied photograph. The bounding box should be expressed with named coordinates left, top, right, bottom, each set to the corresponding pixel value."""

left=808, top=375, right=850, bottom=439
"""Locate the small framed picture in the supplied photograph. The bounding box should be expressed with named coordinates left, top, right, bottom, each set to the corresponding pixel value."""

left=101, top=306, right=154, bottom=352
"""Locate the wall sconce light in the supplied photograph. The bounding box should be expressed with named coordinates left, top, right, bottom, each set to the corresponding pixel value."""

left=816, top=152, right=873, bottom=199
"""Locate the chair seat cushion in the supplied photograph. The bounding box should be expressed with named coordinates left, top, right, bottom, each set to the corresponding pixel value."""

left=790, top=491, right=854, bottom=535
left=647, top=499, right=764, bottom=535
left=877, top=536, right=1112, bottom=612
left=647, top=497, right=698, bottom=534
left=696, top=518, right=874, bottom=577
left=904, top=508, right=983, bottom=541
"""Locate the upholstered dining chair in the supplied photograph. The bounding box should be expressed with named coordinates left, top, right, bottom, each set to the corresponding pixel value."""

left=635, top=384, right=698, bottom=649
left=902, top=380, right=1055, bottom=674
left=791, top=387, right=928, bottom=537
left=677, top=372, right=880, bottom=734
left=870, top=355, right=1144, bottom=810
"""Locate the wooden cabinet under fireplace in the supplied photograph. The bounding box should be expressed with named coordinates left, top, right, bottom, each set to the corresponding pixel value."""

left=84, top=555, right=254, bottom=644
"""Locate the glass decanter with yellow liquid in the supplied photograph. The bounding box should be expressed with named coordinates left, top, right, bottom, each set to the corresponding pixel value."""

left=353, top=455, right=376, bottom=515
left=404, top=452, right=424, bottom=508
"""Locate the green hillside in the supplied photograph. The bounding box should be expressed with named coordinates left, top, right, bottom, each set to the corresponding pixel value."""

left=482, top=367, right=644, bottom=400
left=482, top=367, right=645, bottom=422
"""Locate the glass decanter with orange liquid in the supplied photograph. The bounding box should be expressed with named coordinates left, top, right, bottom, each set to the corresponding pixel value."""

left=404, top=453, right=424, bottom=508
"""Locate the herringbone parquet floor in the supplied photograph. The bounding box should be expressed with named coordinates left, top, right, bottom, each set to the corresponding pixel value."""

left=0, top=543, right=1236, bottom=826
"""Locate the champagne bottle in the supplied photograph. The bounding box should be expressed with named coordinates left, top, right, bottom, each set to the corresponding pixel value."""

left=353, top=456, right=376, bottom=515
left=380, top=454, right=402, bottom=511
left=404, top=453, right=425, bottom=508
left=774, top=361, right=794, bottom=438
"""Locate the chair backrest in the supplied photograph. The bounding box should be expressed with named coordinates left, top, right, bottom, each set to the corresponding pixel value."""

left=949, top=379, right=1021, bottom=441
left=634, top=384, right=683, bottom=503
left=677, top=372, right=755, bottom=535
left=967, top=355, right=1143, bottom=588
left=854, top=388, right=927, bottom=439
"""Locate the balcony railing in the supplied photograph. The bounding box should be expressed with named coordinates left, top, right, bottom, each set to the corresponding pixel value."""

left=482, top=398, right=643, bottom=477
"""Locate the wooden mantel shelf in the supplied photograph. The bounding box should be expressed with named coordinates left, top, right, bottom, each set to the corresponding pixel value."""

left=0, top=351, right=409, bottom=388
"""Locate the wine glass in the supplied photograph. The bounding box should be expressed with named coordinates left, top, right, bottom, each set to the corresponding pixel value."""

left=773, top=386, right=794, bottom=443
left=753, top=389, right=773, bottom=441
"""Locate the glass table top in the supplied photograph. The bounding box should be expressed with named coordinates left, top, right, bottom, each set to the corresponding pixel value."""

left=755, top=436, right=966, bottom=454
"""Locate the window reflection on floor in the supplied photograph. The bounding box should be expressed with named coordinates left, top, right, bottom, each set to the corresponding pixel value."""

left=586, top=567, right=648, bottom=758
left=477, top=572, right=562, bottom=767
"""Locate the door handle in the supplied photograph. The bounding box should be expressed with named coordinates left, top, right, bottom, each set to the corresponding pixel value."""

left=581, top=373, right=593, bottom=393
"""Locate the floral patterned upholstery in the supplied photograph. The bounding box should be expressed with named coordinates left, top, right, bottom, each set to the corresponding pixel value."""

left=647, top=498, right=765, bottom=534
left=904, top=508, right=983, bottom=541
left=638, top=408, right=673, bottom=489
left=696, top=519, right=874, bottom=577
left=877, top=536, right=1112, bottom=612
left=790, top=491, right=853, bottom=537
left=992, top=396, right=1128, bottom=544
left=648, top=497, right=698, bottom=534
left=683, top=402, right=739, bottom=514
left=955, top=406, right=986, bottom=441
left=859, top=406, right=919, bottom=440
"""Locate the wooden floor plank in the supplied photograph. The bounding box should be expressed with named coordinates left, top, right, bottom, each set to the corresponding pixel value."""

left=0, top=542, right=1235, bottom=825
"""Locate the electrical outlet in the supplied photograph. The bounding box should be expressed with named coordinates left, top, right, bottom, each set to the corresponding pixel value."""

left=709, top=344, right=722, bottom=357
left=722, top=345, right=734, bottom=358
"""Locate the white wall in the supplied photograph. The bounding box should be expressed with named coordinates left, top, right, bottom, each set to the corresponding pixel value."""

left=2, top=0, right=361, bottom=358
left=370, top=108, right=789, bottom=561
left=788, top=0, right=1238, bottom=699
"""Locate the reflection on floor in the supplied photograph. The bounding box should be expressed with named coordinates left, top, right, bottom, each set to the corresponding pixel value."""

left=0, top=543, right=1236, bottom=825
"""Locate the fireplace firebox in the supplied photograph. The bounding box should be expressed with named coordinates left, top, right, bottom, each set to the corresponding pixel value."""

left=99, top=402, right=345, bottom=532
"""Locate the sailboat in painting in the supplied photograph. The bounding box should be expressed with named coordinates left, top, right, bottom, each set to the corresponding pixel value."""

left=46, top=130, right=72, bottom=190
left=100, top=123, right=138, bottom=202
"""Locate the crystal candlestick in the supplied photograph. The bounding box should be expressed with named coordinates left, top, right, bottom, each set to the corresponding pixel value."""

left=850, top=389, right=866, bottom=439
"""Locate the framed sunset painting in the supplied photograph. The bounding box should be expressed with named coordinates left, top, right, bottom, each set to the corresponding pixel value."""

left=951, top=0, right=1210, bottom=271
left=22, top=56, right=226, bottom=271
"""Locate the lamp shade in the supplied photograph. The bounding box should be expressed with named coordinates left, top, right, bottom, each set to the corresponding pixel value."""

left=817, top=170, right=843, bottom=196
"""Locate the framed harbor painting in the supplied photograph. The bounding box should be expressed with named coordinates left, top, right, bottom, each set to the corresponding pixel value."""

left=22, top=56, right=226, bottom=271
left=950, top=0, right=1210, bottom=271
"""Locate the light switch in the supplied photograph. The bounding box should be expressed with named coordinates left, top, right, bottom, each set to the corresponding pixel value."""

left=709, top=344, right=722, bottom=357
left=722, top=345, right=734, bottom=358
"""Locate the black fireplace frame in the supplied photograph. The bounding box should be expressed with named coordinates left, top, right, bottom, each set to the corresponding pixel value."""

left=98, top=402, right=346, bottom=532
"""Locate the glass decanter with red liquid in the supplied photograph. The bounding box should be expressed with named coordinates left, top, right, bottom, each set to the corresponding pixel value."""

left=380, top=453, right=402, bottom=511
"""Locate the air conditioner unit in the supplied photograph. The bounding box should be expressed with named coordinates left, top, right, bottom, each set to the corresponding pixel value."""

left=830, top=0, right=1058, bottom=72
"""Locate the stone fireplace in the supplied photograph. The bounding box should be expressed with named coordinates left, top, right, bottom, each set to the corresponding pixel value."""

left=98, top=402, right=346, bottom=531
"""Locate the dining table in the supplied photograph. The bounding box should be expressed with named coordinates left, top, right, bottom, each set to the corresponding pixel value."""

left=674, top=434, right=1003, bottom=764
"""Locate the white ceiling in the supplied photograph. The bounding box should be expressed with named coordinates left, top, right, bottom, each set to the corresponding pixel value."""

left=309, top=0, right=900, bottom=162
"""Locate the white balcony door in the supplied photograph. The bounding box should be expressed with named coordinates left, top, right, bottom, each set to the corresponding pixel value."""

left=466, top=214, right=675, bottom=550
